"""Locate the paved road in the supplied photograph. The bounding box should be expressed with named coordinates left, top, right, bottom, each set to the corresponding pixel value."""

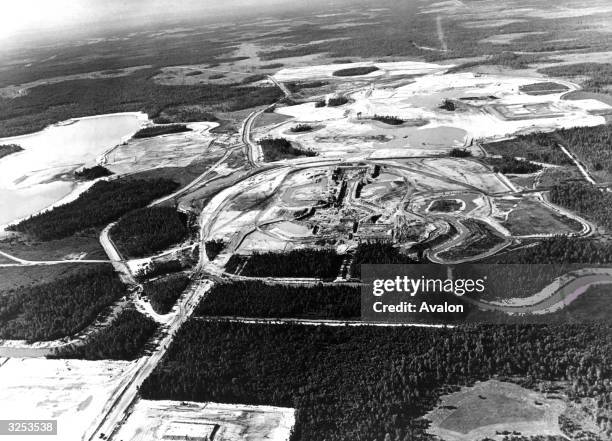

left=84, top=279, right=212, bottom=441
left=0, top=250, right=110, bottom=266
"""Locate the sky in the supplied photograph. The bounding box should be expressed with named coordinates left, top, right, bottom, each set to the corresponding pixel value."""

left=0, top=0, right=299, bottom=44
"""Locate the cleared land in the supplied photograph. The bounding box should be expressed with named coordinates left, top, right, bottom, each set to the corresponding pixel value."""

left=0, top=358, right=136, bottom=441
left=114, top=399, right=294, bottom=441
left=425, top=380, right=566, bottom=441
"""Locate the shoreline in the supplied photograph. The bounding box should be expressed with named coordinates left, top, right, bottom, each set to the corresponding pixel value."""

left=0, top=111, right=149, bottom=143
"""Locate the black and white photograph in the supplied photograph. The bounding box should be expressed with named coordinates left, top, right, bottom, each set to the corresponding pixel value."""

left=0, top=1, right=610, bottom=440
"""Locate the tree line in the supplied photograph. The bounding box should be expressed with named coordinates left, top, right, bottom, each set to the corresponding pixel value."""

left=0, top=264, right=125, bottom=341
left=226, top=249, right=344, bottom=279
left=49, top=309, right=156, bottom=360
left=141, top=321, right=611, bottom=441
left=485, top=156, right=542, bottom=174
left=74, top=165, right=112, bottom=180
left=195, top=281, right=359, bottom=318
left=110, top=206, right=188, bottom=258
left=350, top=242, right=416, bottom=279
left=259, top=138, right=317, bottom=161
left=133, top=124, right=191, bottom=138
left=8, top=178, right=179, bottom=240
left=0, top=143, right=22, bottom=159
left=550, top=182, right=612, bottom=231
left=143, top=273, right=191, bottom=315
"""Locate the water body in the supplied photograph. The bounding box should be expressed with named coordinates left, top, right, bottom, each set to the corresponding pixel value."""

left=0, top=113, right=147, bottom=226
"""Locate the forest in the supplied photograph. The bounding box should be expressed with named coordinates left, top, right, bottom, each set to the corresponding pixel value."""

left=133, top=124, right=191, bottom=138
left=49, top=309, right=156, bottom=360
left=332, top=66, right=379, bottom=76
left=8, top=178, right=179, bottom=240
left=327, top=96, right=349, bottom=106
left=485, top=156, right=542, bottom=174
left=111, top=206, right=188, bottom=258
left=482, top=134, right=572, bottom=166
left=290, top=124, right=314, bottom=132
left=141, top=321, right=611, bottom=441
left=143, top=273, right=191, bottom=315
left=492, top=236, right=612, bottom=264
left=350, top=242, right=415, bottom=278
left=195, top=281, right=359, bottom=318
left=74, top=165, right=112, bottom=180
left=552, top=124, right=612, bottom=179
left=0, top=68, right=283, bottom=137
left=225, top=249, right=344, bottom=279
left=550, top=182, right=612, bottom=231
left=259, top=137, right=317, bottom=161
left=0, top=143, right=23, bottom=159
left=448, top=148, right=471, bottom=158
left=205, top=240, right=225, bottom=260
left=153, top=107, right=218, bottom=124
left=135, top=259, right=184, bottom=281
left=0, top=264, right=125, bottom=341
left=539, top=63, right=612, bottom=93
left=373, top=115, right=404, bottom=125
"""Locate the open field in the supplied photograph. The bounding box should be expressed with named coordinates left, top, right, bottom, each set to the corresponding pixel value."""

left=425, top=380, right=566, bottom=441
left=498, top=196, right=583, bottom=236
left=0, top=357, right=136, bottom=441
left=103, top=122, right=223, bottom=175
left=114, top=399, right=294, bottom=441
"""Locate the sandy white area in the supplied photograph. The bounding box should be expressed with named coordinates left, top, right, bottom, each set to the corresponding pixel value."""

left=274, top=60, right=449, bottom=82
left=270, top=71, right=605, bottom=159
left=104, top=121, right=219, bottom=175
left=0, top=357, right=137, bottom=441
left=114, top=399, right=295, bottom=441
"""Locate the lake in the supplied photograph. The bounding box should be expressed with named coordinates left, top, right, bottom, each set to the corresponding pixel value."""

left=0, top=112, right=147, bottom=226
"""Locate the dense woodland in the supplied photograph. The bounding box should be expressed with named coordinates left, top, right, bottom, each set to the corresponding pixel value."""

left=552, top=124, right=612, bottom=177
left=196, top=281, right=359, bottom=318
left=290, top=124, right=314, bottom=132
left=204, top=240, right=225, bottom=260
left=133, top=124, right=191, bottom=138
left=350, top=242, right=415, bottom=278
left=539, top=63, right=612, bottom=93
left=226, top=249, right=344, bottom=279
left=0, top=143, right=23, bottom=159
left=0, top=265, right=125, bottom=341
left=0, top=68, right=283, bottom=137
left=49, top=309, right=156, bottom=360
left=485, top=125, right=612, bottom=179
left=373, top=115, right=404, bottom=125
left=327, top=96, right=349, bottom=106
left=494, top=236, right=612, bottom=264
left=550, top=182, right=612, bottom=231
left=449, top=148, right=471, bottom=158
left=482, top=134, right=572, bottom=166
left=259, top=137, right=317, bottom=161
left=8, top=178, right=178, bottom=240
left=143, top=273, right=191, bottom=315
left=141, top=321, right=611, bottom=441
left=153, top=107, right=218, bottom=124
left=74, top=165, right=112, bottom=180
left=111, top=207, right=188, bottom=258
left=135, top=259, right=183, bottom=281
left=485, top=156, right=542, bottom=174
left=333, top=66, right=379, bottom=76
